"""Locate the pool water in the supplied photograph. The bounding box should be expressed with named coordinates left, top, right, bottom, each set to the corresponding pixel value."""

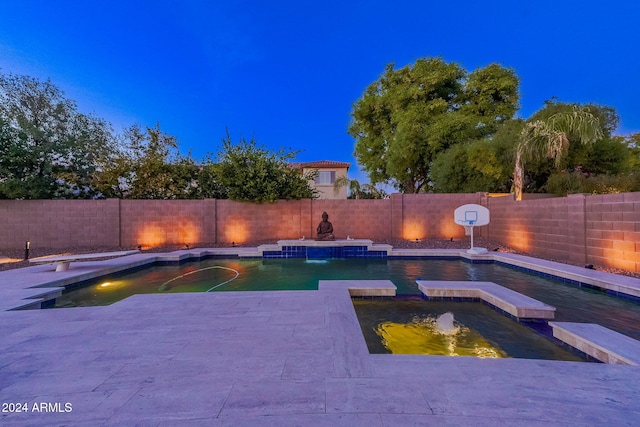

left=353, top=299, right=588, bottom=361
left=50, top=258, right=640, bottom=342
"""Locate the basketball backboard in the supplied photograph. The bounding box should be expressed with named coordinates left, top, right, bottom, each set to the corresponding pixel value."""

left=453, top=204, right=490, bottom=227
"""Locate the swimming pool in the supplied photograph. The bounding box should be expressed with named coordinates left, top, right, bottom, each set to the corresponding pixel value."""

left=49, top=258, right=640, bottom=341
left=353, top=299, right=588, bottom=361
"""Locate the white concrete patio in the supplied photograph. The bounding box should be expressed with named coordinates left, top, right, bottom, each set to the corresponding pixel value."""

left=2, top=249, right=640, bottom=425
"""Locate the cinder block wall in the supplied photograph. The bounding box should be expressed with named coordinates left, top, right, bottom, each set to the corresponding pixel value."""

left=120, top=199, right=207, bottom=247
left=2, top=193, right=640, bottom=273
left=0, top=199, right=120, bottom=249
left=585, top=193, right=640, bottom=272
left=485, top=192, right=640, bottom=272
left=215, top=199, right=304, bottom=243
left=307, top=193, right=484, bottom=242
left=399, top=193, right=483, bottom=240
left=311, top=199, right=392, bottom=240
left=486, top=195, right=587, bottom=265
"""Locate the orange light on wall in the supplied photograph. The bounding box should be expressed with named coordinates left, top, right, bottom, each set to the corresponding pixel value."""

left=137, top=224, right=167, bottom=248
left=402, top=221, right=425, bottom=241
left=505, top=224, right=531, bottom=252
left=223, top=219, right=248, bottom=244
left=600, top=248, right=629, bottom=271
left=136, top=220, right=202, bottom=248
left=439, top=220, right=463, bottom=239
left=180, top=224, right=201, bottom=243
left=175, top=221, right=201, bottom=245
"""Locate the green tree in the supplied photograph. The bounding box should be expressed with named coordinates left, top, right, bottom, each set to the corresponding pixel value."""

left=513, top=104, right=604, bottom=200
left=215, top=133, right=317, bottom=202
left=0, top=72, right=115, bottom=199
left=93, top=124, right=200, bottom=199
left=528, top=102, right=622, bottom=173
left=545, top=130, right=640, bottom=196
left=349, top=57, right=519, bottom=193
left=431, top=138, right=512, bottom=193
left=623, top=133, right=640, bottom=171
left=572, top=136, right=632, bottom=176
left=197, top=156, right=228, bottom=199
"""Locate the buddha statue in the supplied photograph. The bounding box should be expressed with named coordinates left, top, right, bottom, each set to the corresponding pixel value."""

left=316, top=211, right=335, bottom=241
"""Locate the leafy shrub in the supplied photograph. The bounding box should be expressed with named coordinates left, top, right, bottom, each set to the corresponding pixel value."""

left=583, top=173, right=640, bottom=194
left=547, top=166, right=640, bottom=196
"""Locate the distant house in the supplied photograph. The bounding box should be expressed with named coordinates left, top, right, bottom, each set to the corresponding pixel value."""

left=290, top=160, right=350, bottom=199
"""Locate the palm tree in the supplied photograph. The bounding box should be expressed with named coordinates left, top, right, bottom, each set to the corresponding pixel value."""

left=333, top=176, right=388, bottom=199
left=513, top=107, right=603, bottom=201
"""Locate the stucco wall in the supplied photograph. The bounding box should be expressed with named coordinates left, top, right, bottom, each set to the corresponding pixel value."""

left=303, top=166, right=349, bottom=199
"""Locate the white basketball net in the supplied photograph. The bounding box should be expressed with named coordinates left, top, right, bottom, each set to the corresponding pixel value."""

left=464, top=225, right=474, bottom=236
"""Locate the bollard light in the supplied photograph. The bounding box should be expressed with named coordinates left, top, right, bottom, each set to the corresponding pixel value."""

left=24, top=241, right=30, bottom=260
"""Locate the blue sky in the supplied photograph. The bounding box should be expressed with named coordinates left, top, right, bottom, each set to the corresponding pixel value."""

left=2, top=0, right=639, bottom=181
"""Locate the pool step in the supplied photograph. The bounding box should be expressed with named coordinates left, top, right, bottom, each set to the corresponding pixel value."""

left=549, top=322, right=640, bottom=365
left=416, top=280, right=556, bottom=320
left=319, top=279, right=397, bottom=297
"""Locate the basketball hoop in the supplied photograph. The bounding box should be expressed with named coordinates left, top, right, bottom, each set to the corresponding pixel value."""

left=453, top=204, right=490, bottom=254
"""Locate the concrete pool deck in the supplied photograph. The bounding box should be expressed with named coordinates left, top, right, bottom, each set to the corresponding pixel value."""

left=2, top=249, right=640, bottom=425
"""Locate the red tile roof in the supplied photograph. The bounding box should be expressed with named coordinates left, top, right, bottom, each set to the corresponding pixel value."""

left=289, top=160, right=351, bottom=169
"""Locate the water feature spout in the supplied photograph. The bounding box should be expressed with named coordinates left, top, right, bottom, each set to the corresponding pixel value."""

left=436, top=312, right=456, bottom=335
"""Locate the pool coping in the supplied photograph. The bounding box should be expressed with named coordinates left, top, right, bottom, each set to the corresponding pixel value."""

left=416, top=280, right=556, bottom=320
left=549, top=322, right=640, bottom=366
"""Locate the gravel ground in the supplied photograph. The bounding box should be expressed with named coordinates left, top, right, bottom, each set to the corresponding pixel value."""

left=1, top=237, right=638, bottom=279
